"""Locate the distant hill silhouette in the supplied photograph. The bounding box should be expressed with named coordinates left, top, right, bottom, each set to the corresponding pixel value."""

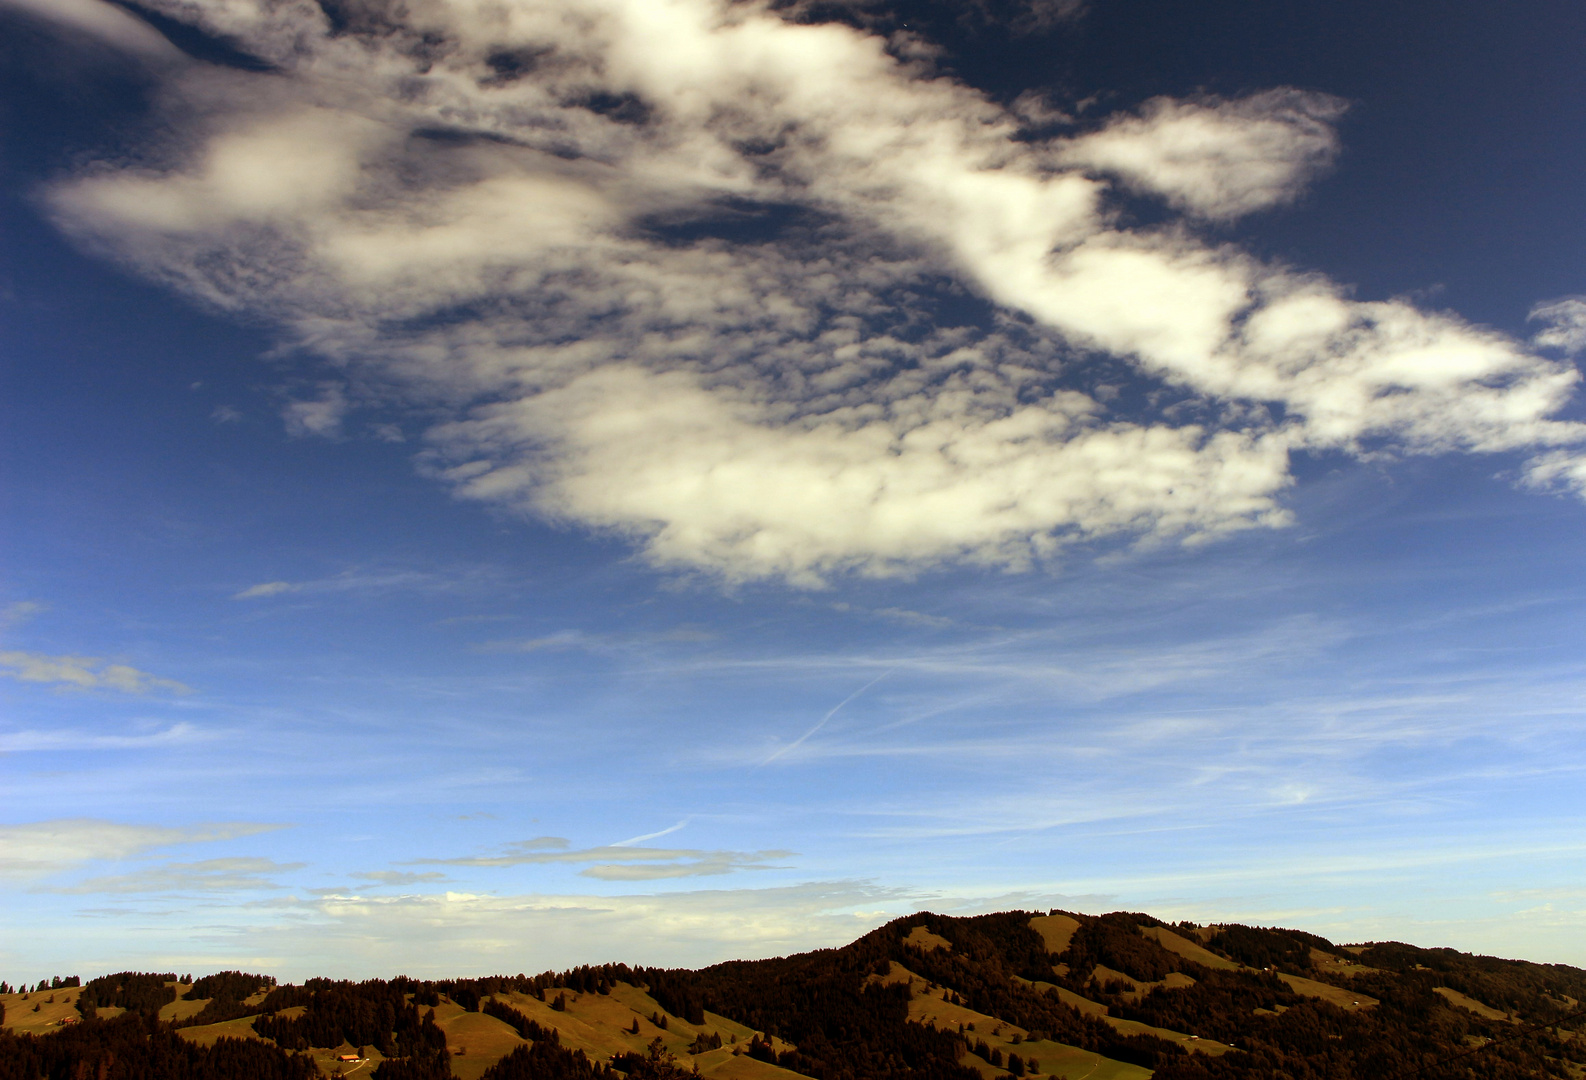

left=4, top=910, right=1585, bottom=1079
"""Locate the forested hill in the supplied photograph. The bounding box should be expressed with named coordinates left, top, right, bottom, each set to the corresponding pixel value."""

left=4, top=910, right=1586, bottom=1080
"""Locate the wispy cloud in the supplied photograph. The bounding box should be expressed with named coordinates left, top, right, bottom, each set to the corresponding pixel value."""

left=0, top=722, right=204, bottom=753
left=761, top=670, right=892, bottom=766
left=419, top=837, right=795, bottom=880
left=234, top=581, right=298, bottom=600
left=0, top=651, right=191, bottom=694
left=58, top=857, right=305, bottom=895
left=282, top=382, right=348, bottom=439
left=232, top=566, right=508, bottom=602
left=1531, top=296, right=1586, bottom=356
left=0, top=819, right=284, bottom=881
left=475, top=627, right=716, bottom=654
left=0, top=0, right=183, bottom=60
left=830, top=602, right=957, bottom=629
left=0, top=601, right=45, bottom=631
left=352, top=870, right=450, bottom=888
left=612, top=821, right=689, bottom=847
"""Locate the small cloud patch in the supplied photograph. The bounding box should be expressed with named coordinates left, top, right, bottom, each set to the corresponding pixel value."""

left=0, top=651, right=191, bottom=694
left=233, top=580, right=300, bottom=599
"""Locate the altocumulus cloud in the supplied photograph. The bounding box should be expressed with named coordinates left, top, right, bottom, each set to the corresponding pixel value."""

left=35, top=0, right=1586, bottom=584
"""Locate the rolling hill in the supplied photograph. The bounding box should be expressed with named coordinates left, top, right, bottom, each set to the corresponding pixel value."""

left=3, top=909, right=1584, bottom=1079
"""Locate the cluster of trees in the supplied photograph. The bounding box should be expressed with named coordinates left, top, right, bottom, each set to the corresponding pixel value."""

left=1061, top=913, right=1195, bottom=985
left=1204, top=925, right=1323, bottom=972
left=78, top=972, right=179, bottom=1020
left=370, top=1007, right=450, bottom=1080
left=186, top=971, right=275, bottom=1002
left=611, top=1037, right=701, bottom=1080
left=173, top=970, right=278, bottom=1028
left=0, top=1011, right=316, bottom=1079
left=641, top=971, right=706, bottom=1026
left=481, top=998, right=565, bottom=1044
left=484, top=1039, right=621, bottom=1080
left=688, top=1029, right=723, bottom=1053
left=252, top=981, right=433, bottom=1056
left=1, top=977, right=80, bottom=995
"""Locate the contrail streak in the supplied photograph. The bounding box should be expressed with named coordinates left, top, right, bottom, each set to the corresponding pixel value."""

left=611, top=820, right=689, bottom=847
left=760, top=670, right=893, bottom=766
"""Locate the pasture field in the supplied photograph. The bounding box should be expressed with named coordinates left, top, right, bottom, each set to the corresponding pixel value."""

left=158, top=987, right=208, bottom=1023
left=1276, top=973, right=1378, bottom=1010
left=1433, top=987, right=1509, bottom=1021
left=0, top=986, right=86, bottom=1035
left=432, top=1003, right=526, bottom=1080
left=1012, top=978, right=1110, bottom=1018
left=175, top=1013, right=269, bottom=1046
left=905, top=925, right=954, bottom=952
left=1028, top=915, right=1081, bottom=957
left=1139, top=927, right=1239, bottom=971
left=1099, top=1014, right=1231, bottom=1055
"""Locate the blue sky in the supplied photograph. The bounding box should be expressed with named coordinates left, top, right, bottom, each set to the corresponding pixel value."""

left=3, top=0, right=1586, bottom=982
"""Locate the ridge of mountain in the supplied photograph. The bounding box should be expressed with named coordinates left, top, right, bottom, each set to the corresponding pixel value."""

left=3, top=909, right=1585, bottom=1079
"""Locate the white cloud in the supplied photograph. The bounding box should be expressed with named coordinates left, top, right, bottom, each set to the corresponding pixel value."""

left=0, top=650, right=191, bottom=694
left=0, top=818, right=282, bottom=881
left=1531, top=296, right=1586, bottom=356
left=432, top=363, right=1296, bottom=583
left=282, top=382, right=348, bottom=438
left=233, top=566, right=502, bottom=601
left=1523, top=450, right=1586, bottom=496
left=1054, top=90, right=1346, bottom=220
left=40, top=0, right=1586, bottom=584
left=234, top=580, right=299, bottom=599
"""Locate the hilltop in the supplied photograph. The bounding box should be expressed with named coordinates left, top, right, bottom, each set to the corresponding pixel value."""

left=3, top=910, right=1585, bottom=1079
